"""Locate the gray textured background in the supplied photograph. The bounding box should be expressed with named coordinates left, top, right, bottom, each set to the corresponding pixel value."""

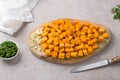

left=0, top=0, right=120, bottom=80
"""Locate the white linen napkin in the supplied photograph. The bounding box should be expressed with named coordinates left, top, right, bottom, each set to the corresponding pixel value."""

left=0, top=0, right=39, bottom=35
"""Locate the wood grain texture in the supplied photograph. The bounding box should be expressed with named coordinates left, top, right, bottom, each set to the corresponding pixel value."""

left=27, top=19, right=111, bottom=64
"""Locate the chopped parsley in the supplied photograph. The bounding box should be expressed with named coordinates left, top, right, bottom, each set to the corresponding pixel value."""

left=112, top=4, right=120, bottom=20
left=0, top=41, right=18, bottom=58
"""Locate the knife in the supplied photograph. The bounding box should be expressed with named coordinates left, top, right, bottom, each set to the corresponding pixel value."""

left=71, top=55, right=120, bottom=73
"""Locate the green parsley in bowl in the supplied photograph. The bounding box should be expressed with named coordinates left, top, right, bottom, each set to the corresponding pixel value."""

left=0, top=41, right=19, bottom=60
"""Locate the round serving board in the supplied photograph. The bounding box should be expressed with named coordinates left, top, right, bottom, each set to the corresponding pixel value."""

left=27, top=19, right=111, bottom=64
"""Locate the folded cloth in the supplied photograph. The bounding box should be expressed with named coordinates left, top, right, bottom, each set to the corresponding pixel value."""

left=0, top=0, right=39, bottom=35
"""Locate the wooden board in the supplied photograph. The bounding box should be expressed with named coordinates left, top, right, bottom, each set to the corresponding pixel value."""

left=27, top=20, right=111, bottom=64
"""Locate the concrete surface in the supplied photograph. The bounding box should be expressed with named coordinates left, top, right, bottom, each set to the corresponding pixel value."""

left=0, top=0, right=120, bottom=80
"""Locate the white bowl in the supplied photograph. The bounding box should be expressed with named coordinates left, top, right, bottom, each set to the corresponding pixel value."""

left=0, top=41, right=19, bottom=60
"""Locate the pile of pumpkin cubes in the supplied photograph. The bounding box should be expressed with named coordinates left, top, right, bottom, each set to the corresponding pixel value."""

left=41, top=19, right=109, bottom=59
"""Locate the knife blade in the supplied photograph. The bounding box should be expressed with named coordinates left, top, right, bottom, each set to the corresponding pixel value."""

left=71, top=55, right=120, bottom=73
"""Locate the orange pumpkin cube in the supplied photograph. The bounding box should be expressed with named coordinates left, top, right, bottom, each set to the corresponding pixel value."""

left=66, top=52, right=71, bottom=59
left=54, top=47, right=59, bottom=52
left=41, top=37, right=48, bottom=43
left=71, top=52, right=77, bottom=57
left=78, top=50, right=83, bottom=56
left=88, top=40, right=93, bottom=45
left=92, top=38, right=98, bottom=43
left=87, top=33, right=93, bottom=38
left=83, top=49, right=88, bottom=55
left=59, top=43, right=65, bottom=48
left=65, top=48, right=70, bottom=52
left=46, top=39, right=53, bottom=44
left=94, top=33, right=99, bottom=38
left=51, top=51, right=58, bottom=58
left=48, top=45, right=54, bottom=50
left=65, top=43, right=70, bottom=47
left=45, top=49, right=51, bottom=56
left=99, top=27, right=105, bottom=34
left=92, top=43, right=99, bottom=50
left=41, top=43, right=48, bottom=50
left=98, top=36, right=104, bottom=42
left=59, top=48, right=65, bottom=53
left=87, top=46, right=93, bottom=54
left=102, top=32, right=109, bottom=39
left=58, top=53, right=65, bottom=59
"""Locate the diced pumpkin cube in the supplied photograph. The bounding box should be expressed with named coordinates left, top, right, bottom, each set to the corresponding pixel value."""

left=46, top=39, right=53, bottom=44
left=51, top=51, right=58, bottom=58
left=54, top=47, right=59, bottom=52
left=76, top=44, right=85, bottom=50
left=74, top=38, right=80, bottom=44
left=62, top=39, right=69, bottom=43
left=48, top=33, right=54, bottom=37
left=88, top=40, right=93, bottom=45
left=41, top=37, right=48, bottom=42
left=81, top=34, right=86, bottom=38
left=84, top=21, right=90, bottom=26
left=42, top=31, right=48, bottom=37
left=53, top=32, right=59, bottom=36
left=81, top=30, right=87, bottom=35
left=75, top=23, right=82, bottom=29
left=53, top=40, right=59, bottom=46
left=75, top=26, right=80, bottom=31
left=66, top=30, right=71, bottom=36
left=83, top=49, right=88, bottom=55
left=94, top=33, right=99, bottom=38
left=58, top=53, right=65, bottom=59
left=94, top=26, right=99, bottom=30
left=99, top=27, right=105, bottom=34
left=65, top=43, right=70, bottom=47
left=52, top=25, right=59, bottom=30
left=54, top=20, right=64, bottom=26
left=50, top=29, right=55, bottom=32
left=71, top=39, right=75, bottom=43
left=73, top=19, right=81, bottom=25
left=79, top=43, right=85, bottom=49
left=87, top=46, right=93, bottom=54
left=89, top=24, right=94, bottom=29
left=83, top=26, right=88, bottom=30
left=92, top=38, right=98, bottom=43
left=69, top=48, right=74, bottom=52
left=78, top=50, right=83, bottom=56
left=64, top=19, right=71, bottom=24
left=41, top=43, right=48, bottom=50
left=98, top=36, right=104, bottom=42
left=45, top=49, right=51, bottom=56
left=102, top=32, right=109, bottom=39
left=76, top=31, right=81, bottom=36
left=87, top=37, right=91, bottom=41
left=85, top=44, right=89, bottom=48
left=81, top=37, right=87, bottom=43
left=92, top=43, right=99, bottom=50
left=65, top=48, right=70, bottom=52
left=59, top=48, right=65, bottom=53
left=66, top=52, right=71, bottom=59
left=68, top=35, right=73, bottom=40
left=87, top=29, right=92, bottom=33
left=48, top=45, right=54, bottom=50
left=69, top=43, right=75, bottom=47
left=92, top=29, right=97, bottom=33
left=59, top=43, right=64, bottom=48
left=71, top=52, right=77, bottom=57
left=87, top=33, right=93, bottom=38
left=57, top=29, right=61, bottom=33
left=59, top=34, right=64, bottom=39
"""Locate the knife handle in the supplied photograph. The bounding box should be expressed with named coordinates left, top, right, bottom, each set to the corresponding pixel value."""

left=109, top=56, right=120, bottom=64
